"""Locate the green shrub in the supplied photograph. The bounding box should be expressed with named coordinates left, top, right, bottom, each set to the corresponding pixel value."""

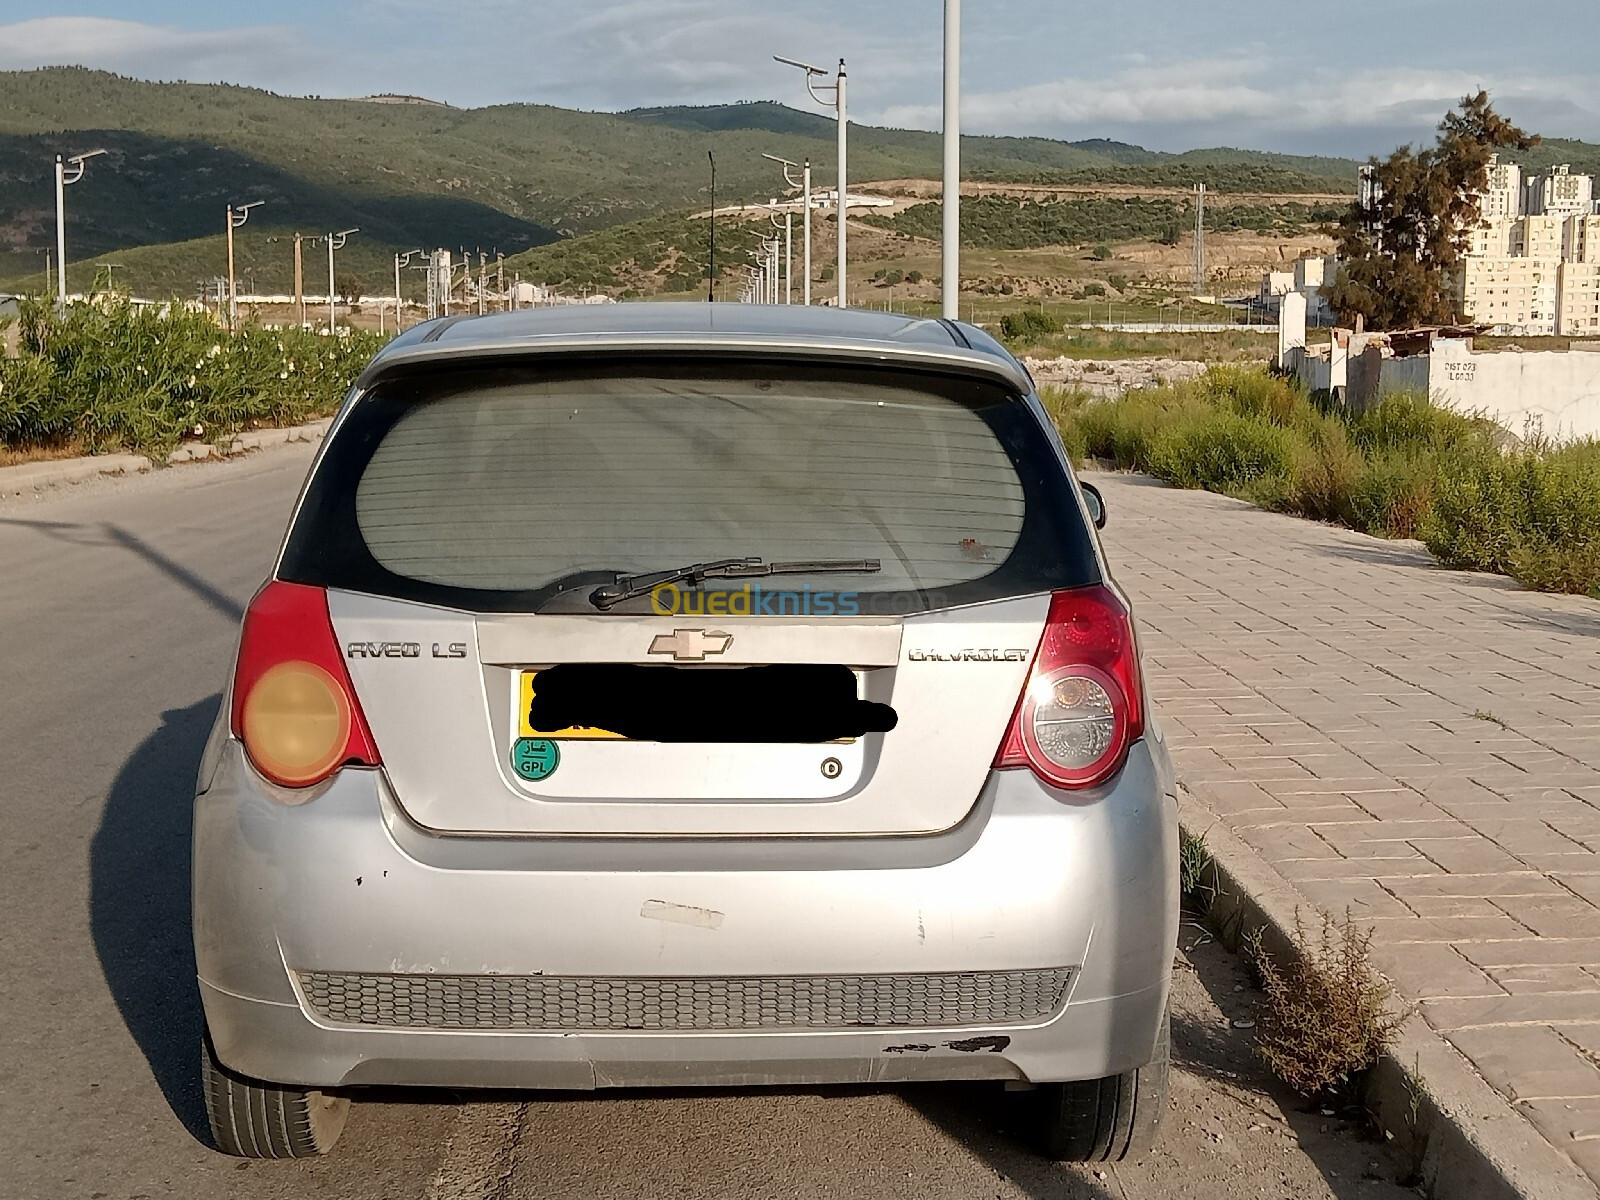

left=1069, top=383, right=1208, bottom=468
left=1422, top=446, right=1523, bottom=573
left=1051, top=364, right=1600, bottom=599
left=1349, top=391, right=1482, bottom=455
left=0, top=296, right=382, bottom=456
left=1505, top=444, right=1600, bottom=595
left=997, top=307, right=1061, bottom=342
left=1082, top=282, right=1106, bottom=298
left=1207, top=365, right=1309, bottom=428
left=1148, top=407, right=1297, bottom=495
left=1349, top=451, right=1438, bottom=538
left=1291, top=416, right=1364, bottom=523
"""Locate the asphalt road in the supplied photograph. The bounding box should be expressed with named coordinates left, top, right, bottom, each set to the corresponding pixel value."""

left=0, top=444, right=1411, bottom=1200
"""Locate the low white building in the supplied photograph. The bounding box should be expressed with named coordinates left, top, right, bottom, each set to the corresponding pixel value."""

left=1257, top=257, right=1335, bottom=324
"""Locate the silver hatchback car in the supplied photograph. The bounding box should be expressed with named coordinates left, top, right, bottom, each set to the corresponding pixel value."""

left=194, top=303, right=1178, bottom=1161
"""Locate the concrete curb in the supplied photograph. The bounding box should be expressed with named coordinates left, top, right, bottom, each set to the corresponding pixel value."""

left=0, top=417, right=333, bottom=496
left=1179, top=784, right=1600, bottom=1200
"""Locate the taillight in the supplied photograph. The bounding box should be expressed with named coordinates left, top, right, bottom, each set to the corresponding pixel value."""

left=994, top=585, right=1145, bottom=789
left=230, top=581, right=380, bottom=789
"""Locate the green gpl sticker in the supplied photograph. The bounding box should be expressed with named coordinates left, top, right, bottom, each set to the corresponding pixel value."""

left=511, top=737, right=560, bottom=781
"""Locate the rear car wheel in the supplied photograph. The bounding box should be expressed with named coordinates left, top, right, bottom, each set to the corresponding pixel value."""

left=1035, top=1008, right=1169, bottom=1162
left=202, top=1032, right=349, bottom=1158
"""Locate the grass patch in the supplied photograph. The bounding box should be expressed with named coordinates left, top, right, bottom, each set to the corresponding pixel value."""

left=1179, top=830, right=1222, bottom=915
left=1051, top=367, right=1600, bottom=598
left=1254, top=910, right=1409, bottom=1102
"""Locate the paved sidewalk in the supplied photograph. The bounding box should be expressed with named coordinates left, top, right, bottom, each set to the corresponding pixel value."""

left=1094, top=472, right=1600, bottom=1193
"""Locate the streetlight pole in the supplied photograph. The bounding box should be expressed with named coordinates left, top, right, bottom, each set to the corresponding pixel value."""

left=707, top=151, right=717, bottom=304
left=54, top=149, right=106, bottom=308
left=226, top=201, right=264, bottom=330
left=395, top=249, right=422, bottom=333
left=763, top=154, right=813, bottom=305
left=942, top=0, right=961, bottom=320
left=775, top=55, right=847, bottom=306
left=325, top=228, right=357, bottom=334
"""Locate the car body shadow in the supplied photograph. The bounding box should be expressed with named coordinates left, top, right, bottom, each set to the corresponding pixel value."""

left=89, top=694, right=219, bottom=1143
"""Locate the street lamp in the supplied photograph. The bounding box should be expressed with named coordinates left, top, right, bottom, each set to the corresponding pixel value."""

left=775, top=55, right=847, bottom=307
left=707, top=151, right=717, bottom=304
left=770, top=209, right=793, bottom=304
left=325, top=228, right=358, bottom=334
left=764, top=224, right=784, bottom=305
left=394, top=249, right=424, bottom=333
left=942, top=0, right=961, bottom=320
left=226, top=200, right=264, bottom=330
left=55, top=149, right=107, bottom=308
left=763, top=153, right=811, bottom=305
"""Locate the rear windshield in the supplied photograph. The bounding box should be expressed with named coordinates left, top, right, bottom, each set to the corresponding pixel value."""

left=278, top=357, right=1098, bottom=614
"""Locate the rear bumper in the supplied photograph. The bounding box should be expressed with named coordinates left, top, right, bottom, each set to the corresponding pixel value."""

left=194, top=736, right=1178, bottom=1090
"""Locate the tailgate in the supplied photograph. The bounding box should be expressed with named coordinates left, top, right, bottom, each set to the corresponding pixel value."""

left=332, top=590, right=1047, bottom=836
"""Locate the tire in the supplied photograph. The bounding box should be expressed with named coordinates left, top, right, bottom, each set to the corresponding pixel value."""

left=202, top=1031, right=350, bottom=1158
left=1036, top=1008, right=1170, bottom=1162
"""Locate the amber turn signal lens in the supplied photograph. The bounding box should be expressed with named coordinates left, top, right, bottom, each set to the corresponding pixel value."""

left=241, top=661, right=353, bottom=787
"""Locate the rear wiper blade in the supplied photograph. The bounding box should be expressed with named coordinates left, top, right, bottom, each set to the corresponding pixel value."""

left=589, top=557, right=881, bottom=610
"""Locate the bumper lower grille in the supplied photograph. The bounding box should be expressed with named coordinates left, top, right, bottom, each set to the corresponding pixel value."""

left=296, top=968, right=1073, bottom=1032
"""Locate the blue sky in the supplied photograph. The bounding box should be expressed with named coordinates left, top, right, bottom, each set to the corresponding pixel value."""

left=3, top=2, right=1597, bottom=157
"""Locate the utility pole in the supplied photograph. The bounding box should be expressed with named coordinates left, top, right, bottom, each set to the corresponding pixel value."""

left=226, top=201, right=263, bottom=330
left=394, top=250, right=422, bottom=334
left=293, top=234, right=306, bottom=327
left=942, top=0, right=962, bottom=319
left=325, top=228, right=357, bottom=334
left=769, top=211, right=793, bottom=303
left=707, top=151, right=717, bottom=303
left=54, top=149, right=107, bottom=308
left=1193, top=183, right=1206, bottom=296
left=776, top=55, right=847, bottom=306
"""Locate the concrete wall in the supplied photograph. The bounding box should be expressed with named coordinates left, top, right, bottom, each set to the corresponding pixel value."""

left=1424, top=340, right=1600, bottom=442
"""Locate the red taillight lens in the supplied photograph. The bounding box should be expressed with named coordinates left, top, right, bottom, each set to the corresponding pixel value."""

left=230, top=581, right=380, bottom=788
left=994, top=585, right=1145, bottom=789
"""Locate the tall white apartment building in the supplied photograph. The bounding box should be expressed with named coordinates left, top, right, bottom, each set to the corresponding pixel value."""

left=1526, top=164, right=1595, bottom=216
left=1480, top=155, right=1524, bottom=219
left=1557, top=262, right=1600, bottom=334
left=1460, top=257, right=1561, bottom=335
left=1469, top=218, right=1518, bottom=257
left=1514, top=215, right=1568, bottom=259
left=1461, top=164, right=1600, bottom=333
left=1563, top=215, right=1600, bottom=264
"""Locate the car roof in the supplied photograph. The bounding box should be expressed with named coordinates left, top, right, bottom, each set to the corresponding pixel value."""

left=356, top=302, right=1033, bottom=393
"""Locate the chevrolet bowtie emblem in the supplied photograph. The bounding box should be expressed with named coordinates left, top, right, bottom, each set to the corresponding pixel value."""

left=648, top=629, right=734, bottom=661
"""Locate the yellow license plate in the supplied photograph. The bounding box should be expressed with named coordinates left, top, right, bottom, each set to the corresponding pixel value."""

left=518, top=671, right=626, bottom=739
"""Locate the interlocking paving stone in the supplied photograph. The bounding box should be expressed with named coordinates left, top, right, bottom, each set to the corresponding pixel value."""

left=1095, top=472, right=1600, bottom=1191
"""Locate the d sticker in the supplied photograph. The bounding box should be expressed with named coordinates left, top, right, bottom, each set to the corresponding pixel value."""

left=511, top=737, right=560, bottom=781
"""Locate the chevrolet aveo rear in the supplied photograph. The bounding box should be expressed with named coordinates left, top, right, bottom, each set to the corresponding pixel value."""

left=193, top=305, right=1178, bottom=1161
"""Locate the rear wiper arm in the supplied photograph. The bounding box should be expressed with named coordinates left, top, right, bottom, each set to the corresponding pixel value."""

left=589, top=557, right=881, bottom=610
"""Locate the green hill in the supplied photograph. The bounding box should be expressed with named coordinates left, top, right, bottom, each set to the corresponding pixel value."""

left=0, top=68, right=1375, bottom=292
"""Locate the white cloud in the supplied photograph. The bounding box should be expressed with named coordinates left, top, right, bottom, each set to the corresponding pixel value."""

left=2, top=6, right=1596, bottom=156
left=878, top=56, right=1600, bottom=152
left=0, top=16, right=327, bottom=87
